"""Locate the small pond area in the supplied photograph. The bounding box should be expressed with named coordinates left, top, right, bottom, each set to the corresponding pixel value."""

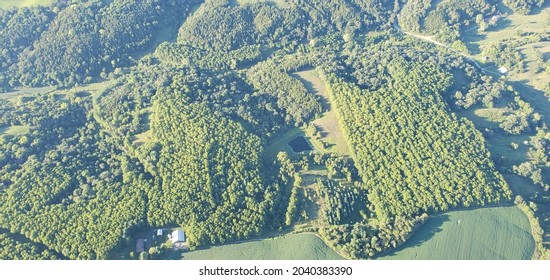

left=288, top=136, right=312, bottom=153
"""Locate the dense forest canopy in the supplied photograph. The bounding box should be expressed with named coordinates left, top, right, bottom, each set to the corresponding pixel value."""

left=0, top=0, right=548, bottom=260
left=0, top=0, right=200, bottom=90
left=326, top=56, right=511, bottom=220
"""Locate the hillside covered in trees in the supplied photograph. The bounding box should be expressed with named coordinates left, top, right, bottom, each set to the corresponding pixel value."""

left=0, top=0, right=548, bottom=260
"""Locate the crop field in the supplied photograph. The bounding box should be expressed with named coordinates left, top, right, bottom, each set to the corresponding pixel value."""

left=174, top=234, right=344, bottom=260
left=378, top=206, right=534, bottom=260
left=0, top=0, right=54, bottom=8
left=293, top=70, right=350, bottom=156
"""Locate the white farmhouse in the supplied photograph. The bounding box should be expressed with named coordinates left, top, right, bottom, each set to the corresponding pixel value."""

left=172, top=229, right=185, bottom=244
left=498, top=66, right=508, bottom=74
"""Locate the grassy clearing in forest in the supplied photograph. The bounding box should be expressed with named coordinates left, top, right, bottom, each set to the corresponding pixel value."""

left=293, top=70, right=351, bottom=156
left=462, top=2, right=550, bottom=55
left=264, top=70, right=351, bottom=159
left=265, top=127, right=306, bottom=158
left=0, top=0, right=54, bottom=9
left=455, top=106, right=533, bottom=175
left=0, top=126, right=31, bottom=136
left=515, top=42, right=550, bottom=90
left=233, top=0, right=291, bottom=8
left=461, top=3, right=550, bottom=92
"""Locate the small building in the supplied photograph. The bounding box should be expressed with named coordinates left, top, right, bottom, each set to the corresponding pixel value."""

left=172, top=229, right=185, bottom=244
left=498, top=66, right=508, bottom=74
left=136, top=238, right=145, bottom=253
left=489, top=15, right=502, bottom=24
left=157, top=229, right=163, bottom=236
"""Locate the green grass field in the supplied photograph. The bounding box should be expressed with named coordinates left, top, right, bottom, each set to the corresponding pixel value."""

left=133, top=130, right=154, bottom=145
left=293, top=70, right=351, bottom=156
left=460, top=1, right=550, bottom=126
left=378, top=206, right=535, bottom=260
left=0, top=86, right=55, bottom=101
left=461, top=2, right=550, bottom=92
left=474, top=107, right=512, bottom=123
left=172, top=234, right=344, bottom=260
left=502, top=174, right=541, bottom=199
left=0, top=0, right=54, bottom=9
left=0, top=125, right=31, bottom=136
left=463, top=2, right=550, bottom=55
left=265, top=70, right=351, bottom=159
left=233, top=0, right=291, bottom=8
left=265, top=127, right=306, bottom=158
left=515, top=43, right=550, bottom=89
left=131, top=110, right=155, bottom=145
left=459, top=106, right=534, bottom=167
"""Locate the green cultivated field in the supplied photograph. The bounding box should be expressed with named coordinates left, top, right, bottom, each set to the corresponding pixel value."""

left=0, top=0, right=54, bottom=8
left=378, top=206, right=534, bottom=260
left=175, top=234, right=344, bottom=260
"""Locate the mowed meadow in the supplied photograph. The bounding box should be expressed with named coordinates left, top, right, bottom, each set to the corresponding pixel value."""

left=172, top=234, right=344, bottom=260
left=378, top=206, right=535, bottom=260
